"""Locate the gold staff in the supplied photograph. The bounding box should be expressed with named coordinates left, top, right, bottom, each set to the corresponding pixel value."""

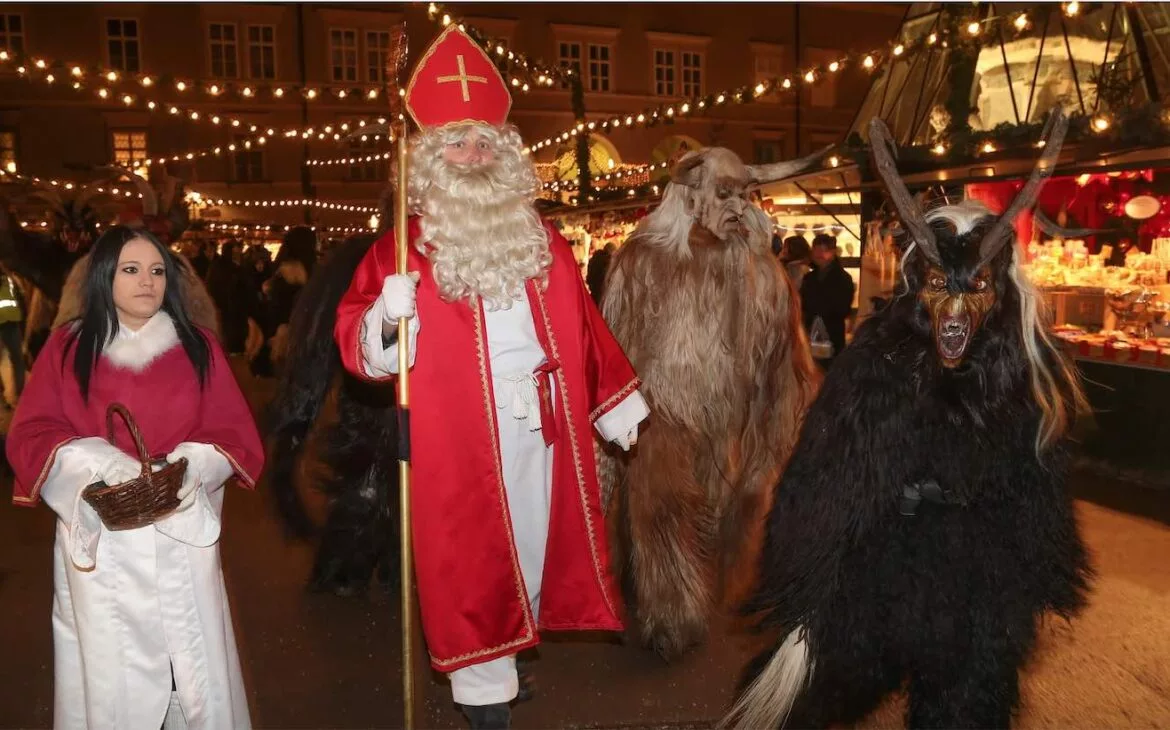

left=385, top=24, right=416, bottom=730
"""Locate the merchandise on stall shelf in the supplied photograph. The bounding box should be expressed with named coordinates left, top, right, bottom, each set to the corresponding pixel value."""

left=1022, top=238, right=1169, bottom=289
left=1053, top=324, right=1170, bottom=369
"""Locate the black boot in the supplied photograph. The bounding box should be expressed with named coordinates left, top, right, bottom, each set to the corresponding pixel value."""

left=460, top=702, right=511, bottom=729
left=515, top=660, right=535, bottom=704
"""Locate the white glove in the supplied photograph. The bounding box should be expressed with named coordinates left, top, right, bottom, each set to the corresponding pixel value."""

left=612, top=426, right=639, bottom=452
left=96, top=450, right=143, bottom=486
left=381, top=272, right=420, bottom=323
left=165, top=442, right=228, bottom=511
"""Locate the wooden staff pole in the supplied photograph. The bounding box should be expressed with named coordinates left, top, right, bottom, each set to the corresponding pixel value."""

left=395, top=112, right=415, bottom=730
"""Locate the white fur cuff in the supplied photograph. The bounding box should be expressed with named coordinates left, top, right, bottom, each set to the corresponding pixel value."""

left=594, top=390, right=650, bottom=443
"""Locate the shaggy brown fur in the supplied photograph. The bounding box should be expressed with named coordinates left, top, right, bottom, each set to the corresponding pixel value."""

left=601, top=216, right=818, bottom=659
left=53, top=251, right=221, bottom=337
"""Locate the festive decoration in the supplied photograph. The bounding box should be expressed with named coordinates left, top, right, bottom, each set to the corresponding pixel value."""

left=0, top=48, right=409, bottom=106
left=306, top=151, right=394, bottom=167
left=525, top=29, right=943, bottom=155
left=189, top=194, right=377, bottom=214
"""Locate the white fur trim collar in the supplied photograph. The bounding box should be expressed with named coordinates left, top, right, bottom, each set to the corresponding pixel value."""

left=103, top=311, right=180, bottom=371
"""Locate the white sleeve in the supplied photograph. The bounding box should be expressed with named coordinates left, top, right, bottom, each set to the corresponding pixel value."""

left=39, top=437, right=123, bottom=571
left=359, top=296, right=420, bottom=377
left=153, top=442, right=236, bottom=547
left=594, top=390, right=650, bottom=443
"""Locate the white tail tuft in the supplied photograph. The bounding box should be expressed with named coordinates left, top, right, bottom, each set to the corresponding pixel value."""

left=719, top=629, right=812, bottom=730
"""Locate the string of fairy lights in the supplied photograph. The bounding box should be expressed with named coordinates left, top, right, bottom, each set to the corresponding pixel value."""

left=3, top=0, right=1099, bottom=222
left=526, top=3, right=1091, bottom=158
left=202, top=220, right=376, bottom=237
left=0, top=50, right=403, bottom=107
left=187, top=193, right=377, bottom=214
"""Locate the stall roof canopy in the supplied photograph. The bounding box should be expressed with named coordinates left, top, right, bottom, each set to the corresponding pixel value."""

left=849, top=2, right=1170, bottom=146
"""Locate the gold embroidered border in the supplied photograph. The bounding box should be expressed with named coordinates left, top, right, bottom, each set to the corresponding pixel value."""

left=472, top=296, right=538, bottom=639
left=589, top=377, right=640, bottom=423
left=13, top=437, right=80, bottom=505
left=531, top=287, right=619, bottom=619
left=431, top=633, right=538, bottom=670
left=213, top=445, right=256, bottom=489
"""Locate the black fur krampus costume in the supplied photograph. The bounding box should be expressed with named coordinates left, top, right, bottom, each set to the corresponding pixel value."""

left=267, top=233, right=401, bottom=595
left=724, top=110, right=1092, bottom=729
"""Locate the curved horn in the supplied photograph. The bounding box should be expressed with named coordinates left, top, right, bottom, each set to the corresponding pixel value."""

left=867, top=117, right=940, bottom=265
left=746, top=146, right=833, bottom=185
left=978, top=107, right=1068, bottom=267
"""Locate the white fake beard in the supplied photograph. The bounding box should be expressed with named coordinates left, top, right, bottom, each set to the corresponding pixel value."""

left=418, top=161, right=552, bottom=311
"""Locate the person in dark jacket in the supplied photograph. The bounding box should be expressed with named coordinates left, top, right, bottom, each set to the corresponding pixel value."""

left=586, top=242, right=615, bottom=307
left=800, top=234, right=854, bottom=364
left=252, top=227, right=316, bottom=377
left=206, top=240, right=250, bottom=355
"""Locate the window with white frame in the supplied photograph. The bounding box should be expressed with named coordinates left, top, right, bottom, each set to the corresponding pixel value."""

left=681, top=51, right=703, bottom=97
left=346, top=137, right=385, bottom=182
left=558, top=41, right=582, bottom=88
left=0, top=130, right=16, bottom=173
left=330, top=28, right=358, bottom=83
left=654, top=49, right=676, bottom=96
left=0, top=14, right=24, bottom=54
left=754, top=52, right=784, bottom=102
left=232, top=135, right=264, bottom=182
left=248, top=25, right=276, bottom=79
left=106, top=18, right=141, bottom=73
left=366, top=30, right=390, bottom=84
left=209, top=23, right=239, bottom=78
left=587, top=44, right=612, bottom=92
left=112, top=130, right=148, bottom=167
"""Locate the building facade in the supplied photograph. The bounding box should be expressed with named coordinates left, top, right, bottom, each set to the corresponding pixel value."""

left=0, top=2, right=904, bottom=231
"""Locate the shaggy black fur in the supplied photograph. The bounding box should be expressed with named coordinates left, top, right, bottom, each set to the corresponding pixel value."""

left=267, top=234, right=401, bottom=595
left=738, top=216, right=1092, bottom=728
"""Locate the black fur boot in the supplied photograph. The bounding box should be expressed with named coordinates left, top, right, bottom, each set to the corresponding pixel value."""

left=460, top=702, right=510, bottom=729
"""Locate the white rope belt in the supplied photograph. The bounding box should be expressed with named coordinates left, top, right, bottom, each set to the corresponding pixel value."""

left=495, top=371, right=543, bottom=433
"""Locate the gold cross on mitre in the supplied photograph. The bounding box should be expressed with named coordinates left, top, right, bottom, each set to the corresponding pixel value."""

left=436, top=54, right=488, bottom=102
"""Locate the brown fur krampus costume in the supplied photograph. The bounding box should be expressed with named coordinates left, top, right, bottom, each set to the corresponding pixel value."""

left=599, top=148, right=821, bottom=658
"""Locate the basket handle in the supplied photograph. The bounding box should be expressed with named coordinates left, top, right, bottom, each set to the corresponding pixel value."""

left=105, top=403, right=152, bottom=477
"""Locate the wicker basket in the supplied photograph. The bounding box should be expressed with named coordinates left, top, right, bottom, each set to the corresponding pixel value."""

left=81, top=403, right=188, bottom=531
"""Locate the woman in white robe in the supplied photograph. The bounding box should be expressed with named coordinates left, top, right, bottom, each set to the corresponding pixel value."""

left=7, top=225, right=265, bottom=729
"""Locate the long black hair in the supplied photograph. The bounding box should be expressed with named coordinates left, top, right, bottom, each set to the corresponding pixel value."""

left=64, top=225, right=211, bottom=400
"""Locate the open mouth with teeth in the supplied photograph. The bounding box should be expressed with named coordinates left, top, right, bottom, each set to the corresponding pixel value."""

left=937, top=313, right=971, bottom=363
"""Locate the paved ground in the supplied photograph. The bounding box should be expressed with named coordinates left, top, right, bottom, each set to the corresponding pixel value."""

left=1, top=361, right=1168, bottom=729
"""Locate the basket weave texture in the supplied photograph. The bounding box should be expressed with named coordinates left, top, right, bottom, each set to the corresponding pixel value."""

left=81, top=403, right=188, bottom=531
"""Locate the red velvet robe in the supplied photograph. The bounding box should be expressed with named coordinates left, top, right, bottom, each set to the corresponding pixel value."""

left=335, top=219, right=637, bottom=671
left=9, top=326, right=263, bottom=505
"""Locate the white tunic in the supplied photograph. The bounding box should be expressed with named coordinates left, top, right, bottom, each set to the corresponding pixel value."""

left=36, top=319, right=250, bottom=730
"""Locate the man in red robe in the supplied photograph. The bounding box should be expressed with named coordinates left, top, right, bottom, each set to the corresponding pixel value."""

left=334, top=26, right=648, bottom=730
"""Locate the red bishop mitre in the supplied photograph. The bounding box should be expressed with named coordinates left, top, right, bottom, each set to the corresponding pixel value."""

left=405, top=25, right=512, bottom=131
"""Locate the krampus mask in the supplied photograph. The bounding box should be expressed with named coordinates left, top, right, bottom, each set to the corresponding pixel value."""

left=869, top=109, right=1068, bottom=367
left=671, top=147, right=826, bottom=245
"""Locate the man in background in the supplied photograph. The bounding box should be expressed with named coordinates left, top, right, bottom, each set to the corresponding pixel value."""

left=800, top=233, right=855, bottom=365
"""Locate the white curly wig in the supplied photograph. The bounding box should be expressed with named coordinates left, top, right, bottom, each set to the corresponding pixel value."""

left=408, top=122, right=551, bottom=310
